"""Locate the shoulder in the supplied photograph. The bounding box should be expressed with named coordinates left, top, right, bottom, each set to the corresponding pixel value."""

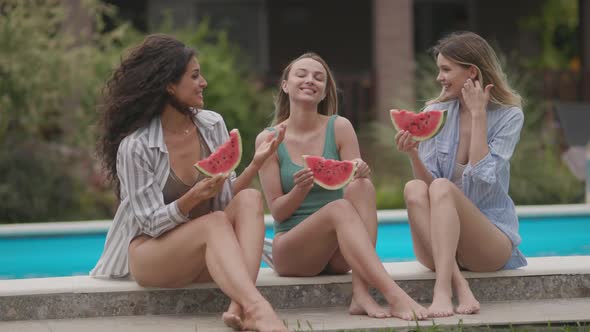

left=118, top=127, right=150, bottom=157
left=423, top=99, right=457, bottom=112
left=332, top=115, right=357, bottom=145
left=255, top=125, right=280, bottom=147
left=255, top=129, right=273, bottom=147
left=333, top=115, right=354, bottom=132
left=195, top=109, right=225, bottom=126
left=491, top=104, right=524, bottom=124
left=196, top=109, right=232, bottom=147
left=505, top=105, right=523, bottom=119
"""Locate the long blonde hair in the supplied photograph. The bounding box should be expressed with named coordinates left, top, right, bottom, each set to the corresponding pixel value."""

left=272, top=52, right=339, bottom=125
left=428, top=31, right=522, bottom=108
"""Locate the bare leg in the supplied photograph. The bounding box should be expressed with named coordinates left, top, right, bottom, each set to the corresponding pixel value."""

left=404, top=180, right=435, bottom=270
left=405, top=180, right=452, bottom=317
left=405, top=179, right=509, bottom=317
left=273, top=199, right=428, bottom=321
left=335, top=178, right=390, bottom=318
left=452, top=263, right=480, bottom=315
left=221, top=189, right=266, bottom=328
left=128, top=211, right=286, bottom=332
left=192, top=189, right=267, bottom=330
left=427, top=179, right=512, bottom=317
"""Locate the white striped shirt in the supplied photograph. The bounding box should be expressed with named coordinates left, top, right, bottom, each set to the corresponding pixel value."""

left=418, top=99, right=528, bottom=269
left=90, top=109, right=236, bottom=278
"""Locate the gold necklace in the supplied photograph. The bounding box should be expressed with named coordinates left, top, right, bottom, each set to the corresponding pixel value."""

left=163, top=122, right=194, bottom=136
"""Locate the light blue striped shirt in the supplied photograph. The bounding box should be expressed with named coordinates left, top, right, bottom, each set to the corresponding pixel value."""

left=90, top=109, right=236, bottom=278
left=418, top=99, right=527, bottom=269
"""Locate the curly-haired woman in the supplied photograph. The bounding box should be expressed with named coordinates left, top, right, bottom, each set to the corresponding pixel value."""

left=92, top=34, right=287, bottom=332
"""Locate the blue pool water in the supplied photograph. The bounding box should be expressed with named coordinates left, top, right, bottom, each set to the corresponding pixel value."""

left=1, top=216, right=589, bottom=279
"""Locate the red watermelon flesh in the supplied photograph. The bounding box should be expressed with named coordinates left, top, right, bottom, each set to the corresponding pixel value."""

left=194, top=129, right=242, bottom=176
left=302, top=155, right=356, bottom=190
left=390, top=109, right=447, bottom=141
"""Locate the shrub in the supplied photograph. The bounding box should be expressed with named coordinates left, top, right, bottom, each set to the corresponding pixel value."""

left=0, top=139, right=113, bottom=223
left=0, top=1, right=273, bottom=222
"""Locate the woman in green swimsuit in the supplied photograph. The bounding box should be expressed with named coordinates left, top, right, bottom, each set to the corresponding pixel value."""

left=256, top=53, right=428, bottom=321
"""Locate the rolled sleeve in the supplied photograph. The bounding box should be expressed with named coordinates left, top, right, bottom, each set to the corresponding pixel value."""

left=118, top=138, right=189, bottom=237
left=170, top=200, right=190, bottom=223
left=464, top=151, right=496, bottom=184
left=464, top=108, right=524, bottom=185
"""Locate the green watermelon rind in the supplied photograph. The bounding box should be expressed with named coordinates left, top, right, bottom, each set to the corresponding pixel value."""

left=302, top=155, right=357, bottom=190
left=390, top=109, right=447, bottom=142
left=194, top=129, right=242, bottom=177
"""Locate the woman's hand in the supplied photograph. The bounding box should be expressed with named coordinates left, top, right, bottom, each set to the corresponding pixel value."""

left=394, top=130, right=419, bottom=154
left=191, top=174, right=227, bottom=201
left=352, top=158, right=370, bottom=178
left=461, top=78, right=493, bottom=117
left=252, top=124, right=286, bottom=169
left=292, top=168, right=314, bottom=193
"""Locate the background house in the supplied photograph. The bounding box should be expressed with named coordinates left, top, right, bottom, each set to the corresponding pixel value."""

left=105, top=0, right=590, bottom=126
left=2, top=0, right=587, bottom=223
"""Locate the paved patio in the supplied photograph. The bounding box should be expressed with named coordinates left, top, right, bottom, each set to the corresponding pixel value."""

left=1, top=298, right=589, bottom=331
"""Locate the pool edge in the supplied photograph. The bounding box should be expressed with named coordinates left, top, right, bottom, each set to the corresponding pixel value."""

left=0, top=203, right=588, bottom=236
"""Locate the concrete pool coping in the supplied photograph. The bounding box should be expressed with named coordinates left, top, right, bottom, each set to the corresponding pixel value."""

left=1, top=204, right=588, bottom=321
left=1, top=204, right=589, bottom=236
left=1, top=256, right=589, bottom=321
left=1, top=256, right=589, bottom=296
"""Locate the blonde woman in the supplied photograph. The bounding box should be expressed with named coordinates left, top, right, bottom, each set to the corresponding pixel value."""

left=256, top=52, right=428, bottom=321
left=394, top=31, right=527, bottom=318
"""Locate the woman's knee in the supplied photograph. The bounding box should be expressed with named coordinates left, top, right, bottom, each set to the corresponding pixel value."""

left=204, top=211, right=233, bottom=235
left=234, top=188, right=264, bottom=210
left=325, top=199, right=356, bottom=217
left=323, top=199, right=365, bottom=229
left=346, top=177, right=375, bottom=195
left=404, top=180, right=429, bottom=207
left=428, top=178, right=454, bottom=203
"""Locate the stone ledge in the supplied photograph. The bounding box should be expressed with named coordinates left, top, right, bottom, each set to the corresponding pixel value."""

left=1, top=256, right=589, bottom=321
left=2, top=256, right=589, bottom=296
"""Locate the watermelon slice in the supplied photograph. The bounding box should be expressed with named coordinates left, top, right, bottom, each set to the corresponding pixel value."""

left=194, top=129, right=242, bottom=176
left=302, top=155, right=356, bottom=190
left=390, top=109, right=447, bottom=141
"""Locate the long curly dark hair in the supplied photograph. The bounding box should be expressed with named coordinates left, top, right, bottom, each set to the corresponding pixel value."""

left=96, top=34, right=196, bottom=197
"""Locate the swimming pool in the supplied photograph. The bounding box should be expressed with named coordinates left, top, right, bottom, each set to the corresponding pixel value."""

left=1, top=208, right=589, bottom=279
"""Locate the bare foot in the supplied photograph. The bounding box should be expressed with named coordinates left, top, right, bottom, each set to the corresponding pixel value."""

left=242, top=300, right=287, bottom=332
left=349, top=291, right=391, bottom=318
left=222, top=301, right=244, bottom=330
left=222, top=312, right=244, bottom=331
left=387, top=287, right=429, bottom=321
left=454, top=278, right=480, bottom=315
left=428, top=289, right=454, bottom=318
